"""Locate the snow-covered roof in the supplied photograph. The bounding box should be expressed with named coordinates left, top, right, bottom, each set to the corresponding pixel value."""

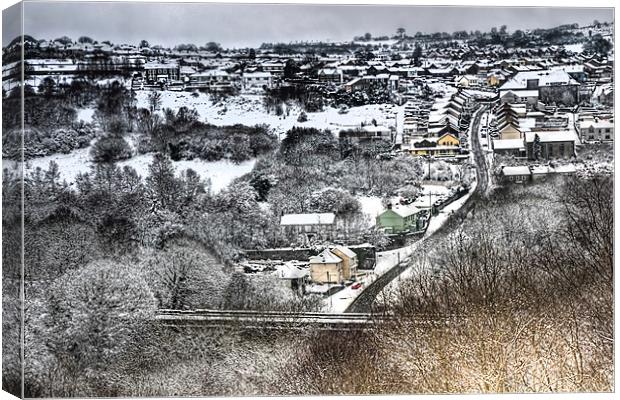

left=309, top=249, right=343, bottom=265
left=501, top=89, right=539, bottom=98
left=456, top=74, right=479, bottom=81
left=525, top=131, right=577, bottom=143
left=192, top=69, right=229, bottom=77
left=390, top=204, right=422, bottom=218
left=363, top=125, right=391, bottom=133
left=332, top=246, right=356, bottom=259
left=500, top=69, right=579, bottom=91
left=502, top=166, right=531, bottom=176
left=580, top=120, right=614, bottom=129
left=180, top=66, right=196, bottom=74
left=493, top=139, right=526, bottom=150
left=144, top=60, right=178, bottom=69
left=275, top=262, right=309, bottom=280
left=530, top=165, right=553, bottom=175
left=280, top=213, right=336, bottom=226
left=243, top=72, right=272, bottom=78
left=428, top=67, right=455, bottom=74
left=550, top=64, right=584, bottom=74
left=553, top=164, right=577, bottom=173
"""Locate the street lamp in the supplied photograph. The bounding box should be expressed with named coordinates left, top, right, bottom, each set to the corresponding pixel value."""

left=425, top=155, right=433, bottom=181
left=326, top=271, right=332, bottom=308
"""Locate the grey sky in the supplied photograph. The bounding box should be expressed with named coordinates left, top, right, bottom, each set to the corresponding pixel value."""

left=10, top=2, right=615, bottom=48
left=2, top=2, right=22, bottom=46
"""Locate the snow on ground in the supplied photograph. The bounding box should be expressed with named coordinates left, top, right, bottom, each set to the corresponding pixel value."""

left=564, top=43, right=584, bottom=53
left=424, top=179, right=476, bottom=238
left=323, top=272, right=377, bottom=312
left=427, top=81, right=458, bottom=95
left=420, top=183, right=451, bottom=196
left=358, top=196, right=383, bottom=220
left=12, top=147, right=255, bottom=193
left=118, top=154, right=256, bottom=193
left=462, top=88, right=497, bottom=99
left=135, top=90, right=397, bottom=136
left=76, top=108, right=95, bottom=123
left=19, top=147, right=92, bottom=183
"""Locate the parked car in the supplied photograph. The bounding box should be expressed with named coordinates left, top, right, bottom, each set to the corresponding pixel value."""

left=351, top=282, right=363, bottom=290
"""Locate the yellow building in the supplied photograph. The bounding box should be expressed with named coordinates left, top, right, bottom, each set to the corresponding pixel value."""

left=499, top=124, right=523, bottom=140
left=409, top=133, right=461, bottom=157
left=309, top=249, right=344, bottom=284
left=331, top=246, right=358, bottom=280
left=487, top=74, right=502, bottom=87
left=437, top=133, right=460, bottom=147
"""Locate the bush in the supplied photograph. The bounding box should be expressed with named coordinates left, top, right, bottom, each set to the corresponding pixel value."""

left=137, top=108, right=277, bottom=163
left=90, top=135, right=132, bottom=163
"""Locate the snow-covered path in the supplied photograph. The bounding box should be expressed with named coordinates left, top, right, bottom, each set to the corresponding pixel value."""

left=424, top=179, right=477, bottom=238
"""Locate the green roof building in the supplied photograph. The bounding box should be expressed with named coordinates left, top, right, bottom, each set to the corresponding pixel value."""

left=376, top=203, right=423, bottom=234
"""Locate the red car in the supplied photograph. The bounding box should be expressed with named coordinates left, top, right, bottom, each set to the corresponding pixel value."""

left=351, top=282, right=363, bottom=290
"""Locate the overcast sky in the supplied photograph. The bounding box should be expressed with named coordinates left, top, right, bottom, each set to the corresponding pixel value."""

left=8, top=2, right=614, bottom=48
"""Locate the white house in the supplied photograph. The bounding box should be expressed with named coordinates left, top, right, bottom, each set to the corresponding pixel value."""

left=455, top=74, right=480, bottom=88
left=187, top=69, right=236, bottom=91
left=143, top=60, right=180, bottom=83
left=242, top=71, right=274, bottom=89
left=280, top=212, right=336, bottom=244
left=579, top=119, right=614, bottom=142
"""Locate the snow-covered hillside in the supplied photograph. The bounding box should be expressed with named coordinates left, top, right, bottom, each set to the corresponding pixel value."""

left=135, top=91, right=398, bottom=135
left=8, top=148, right=255, bottom=194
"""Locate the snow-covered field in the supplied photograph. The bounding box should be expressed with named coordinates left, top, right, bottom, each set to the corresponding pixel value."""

left=7, top=92, right=399, bottom=196
left=118, top=154, right=256, bottom=193
left=135, top=91, right=397, bottom=136
left=76, top=107, right=95, bottom=123
left=8, top=148, right=255, bottom=193
left=564, top=43, right=584, bottom=53
left=358, top=196, right=383, bottom=220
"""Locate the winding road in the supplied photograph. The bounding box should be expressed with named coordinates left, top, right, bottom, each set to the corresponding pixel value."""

left=345, top=103, right=491, bottom=313
left=468, top=104, right=491, bottom=195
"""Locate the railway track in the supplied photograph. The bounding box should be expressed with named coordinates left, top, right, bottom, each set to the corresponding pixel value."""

left=156, top=309, right=378, bottom=330
left=155, top=309, right=464, bottom=330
